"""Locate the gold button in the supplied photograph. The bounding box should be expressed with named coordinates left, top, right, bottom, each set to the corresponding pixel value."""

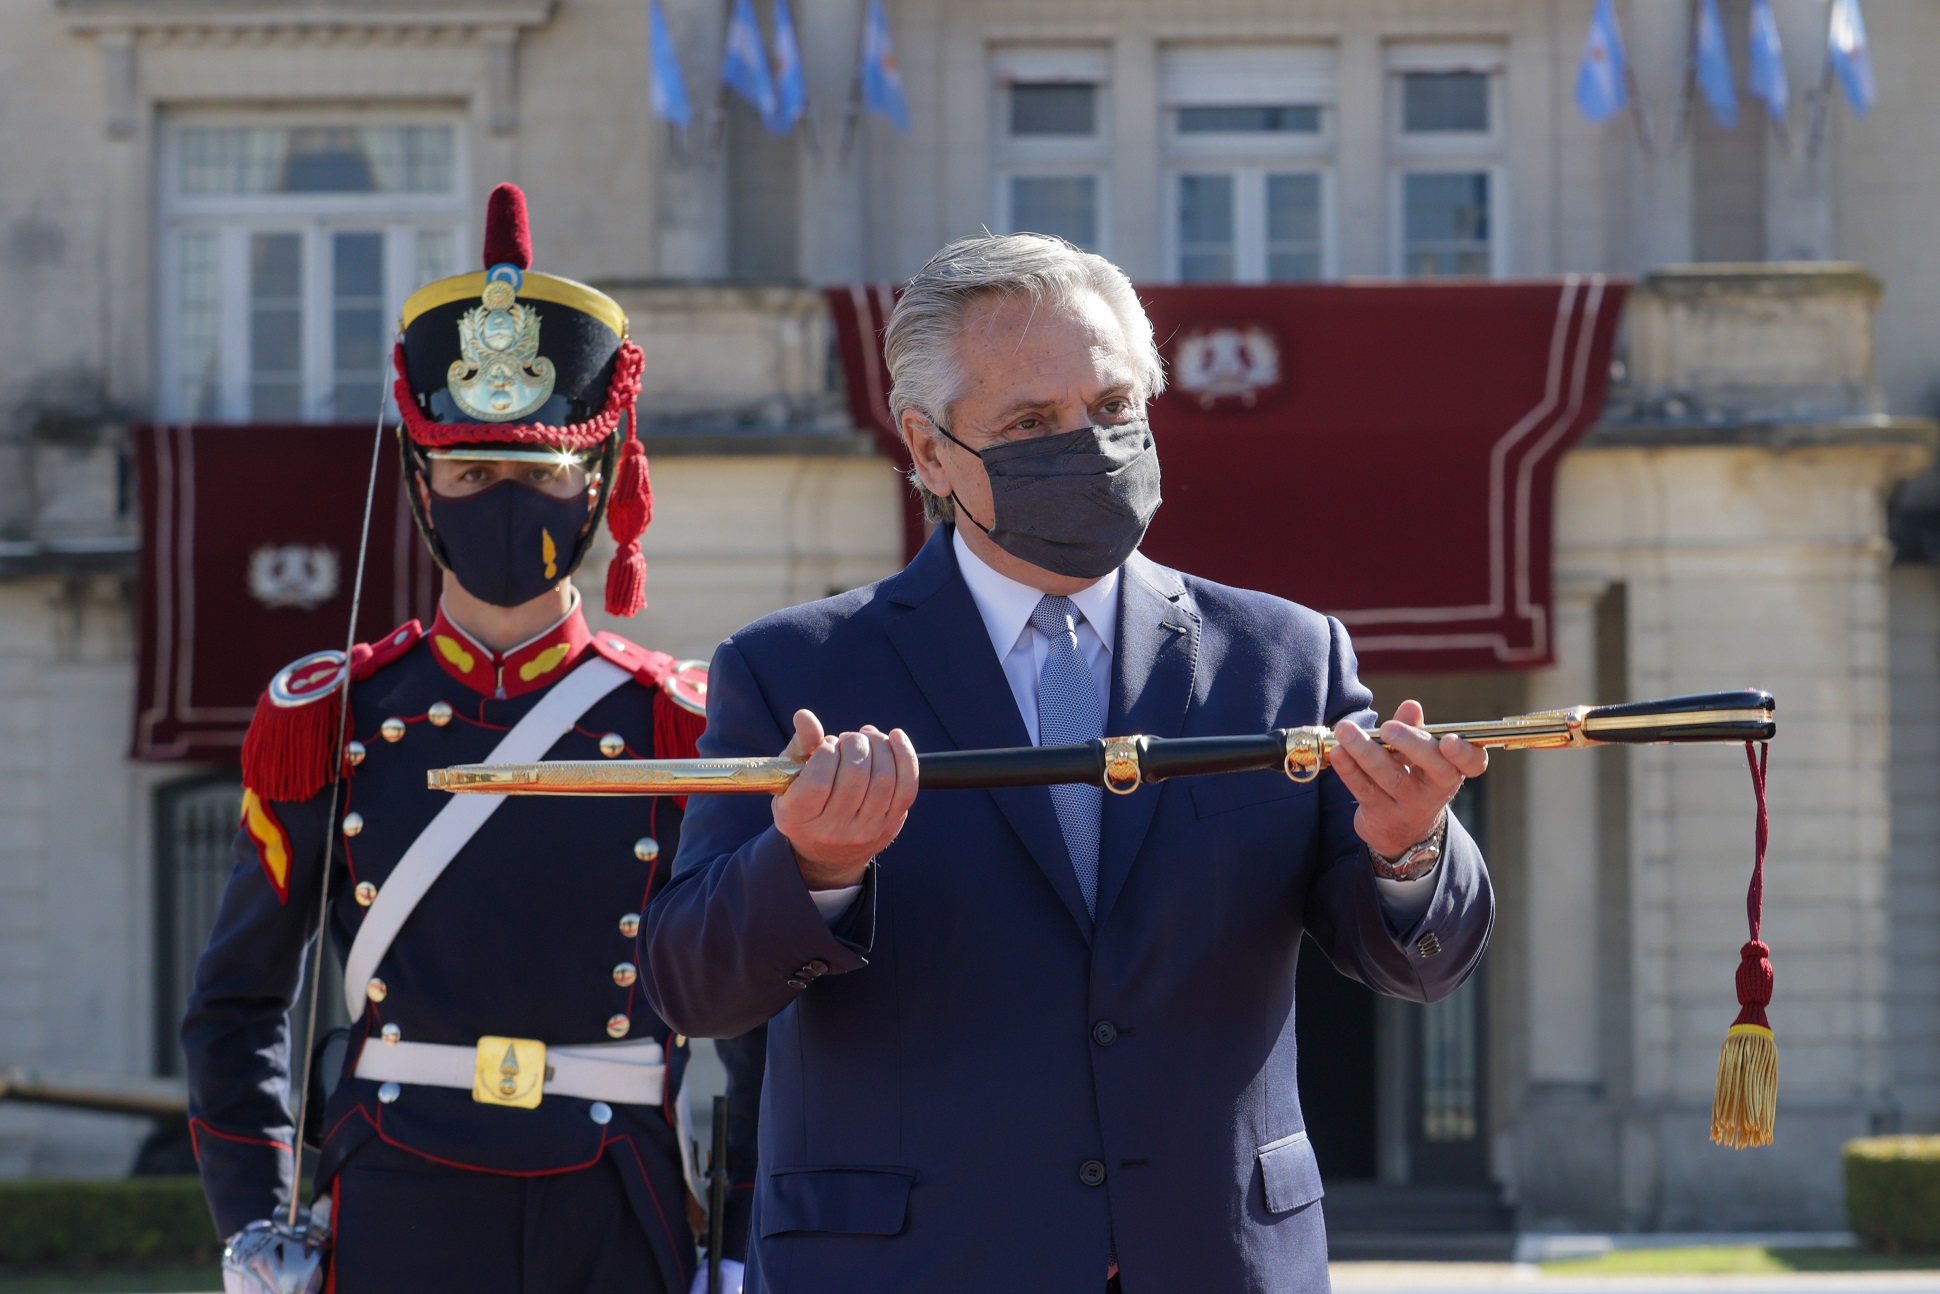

left=342, top=812, right=365, bottom=838
left=366, top=978, right=388, bottom=1003
left=613, top=962, right=638, bottom=988
left=673, top=1034, right=686, bottom=1048
left=380, top=1023, right=401, bottom=1045
left=380, top=717, right=406, bottom=743
left=345, top=741, right=367, bottom=767
left=633, top=837, right=660, bottom=864
left=354, top=881, right=377, bottom=907
left=619, top=913, right=641, bottom=939
left=600, top=732, right=626, bottom=758
left=427, top=701, right=453, bottom=727
left=605, top=1014, right=630, bottom=1039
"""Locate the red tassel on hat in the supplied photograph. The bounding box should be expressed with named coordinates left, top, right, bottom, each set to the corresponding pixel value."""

left=483, top=183, right=533, bottom=269
left=604, top=413, right=654, bottom=617
left=1711, top=740, right=1777, bottom=1149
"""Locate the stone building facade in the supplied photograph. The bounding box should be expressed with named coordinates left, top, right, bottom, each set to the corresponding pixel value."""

left=2, top=0, right=1938, bottom=1239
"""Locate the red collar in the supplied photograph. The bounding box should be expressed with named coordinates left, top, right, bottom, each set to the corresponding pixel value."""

left=426, top=598, right=594, bottom=699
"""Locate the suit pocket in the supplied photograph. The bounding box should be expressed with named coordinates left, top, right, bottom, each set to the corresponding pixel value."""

left=1191, top=768, right=1317, bottom=819
left=1258, top=1130, right=1324, bottom=1215
left=760, top=1166, right=917, bottom=1237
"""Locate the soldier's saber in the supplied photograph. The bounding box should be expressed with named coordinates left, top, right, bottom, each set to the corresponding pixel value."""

left=427, top=690, right=1774, bottom=798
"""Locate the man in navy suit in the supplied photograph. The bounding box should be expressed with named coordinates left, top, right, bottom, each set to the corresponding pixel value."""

left=644, top=233, right=1494, bottom=1293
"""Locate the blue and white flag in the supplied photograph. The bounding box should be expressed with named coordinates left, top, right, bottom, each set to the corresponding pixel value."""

left=1828, top=0, right=1875, bottom=118
left=1746, top=0, right=1789, bottom=123
left=768, top=0, right=806, bottom=133
left=647, top=0, right=692, bottom=127
left=861, top=0, right=909, bottom=131
left=1696, top=0, right=1738, bottom=127
left=1575, top=0, right=1629, bottom=122
left=722, top=0, right=777, bottom=123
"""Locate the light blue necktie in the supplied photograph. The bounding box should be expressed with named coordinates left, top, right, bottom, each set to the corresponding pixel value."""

left=1029, top=594, right=1104, bottom=916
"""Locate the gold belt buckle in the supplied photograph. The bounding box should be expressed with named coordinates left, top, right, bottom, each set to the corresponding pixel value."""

left=472, top=1036, right=547, bottom=1109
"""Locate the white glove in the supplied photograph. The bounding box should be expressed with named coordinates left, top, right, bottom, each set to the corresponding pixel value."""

left=687, top=1256, right=745, bottom=1294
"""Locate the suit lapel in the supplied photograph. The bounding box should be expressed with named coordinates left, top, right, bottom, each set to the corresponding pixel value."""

left=884, top=531, right=1095, bottom=941
left=1094, top=552, right=1199, bottom=926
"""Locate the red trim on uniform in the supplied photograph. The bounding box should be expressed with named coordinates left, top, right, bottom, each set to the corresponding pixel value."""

left=367, top=1105, right=606, bottom=1177
left=324, top=1176, right=341, bottom=1294
left=612, top=1133, right=684, bottom=1260
left=188, top=1117, right=292, bottom=1160
left=318, top=1105, right=366, bottom=1150
left=426, top=601, right=594, bottom=699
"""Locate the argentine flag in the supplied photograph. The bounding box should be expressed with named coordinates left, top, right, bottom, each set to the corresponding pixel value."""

left=768, top=0, right=806, bottom=133
left=1696, top=0, right=1738, bottom=127
left=647, top=0, right=692, bottom=128
left=1747, top=0, right=1789, bottom=124
left=862, top=0, right=909, bottom=131
left=722, top=0, right=777, bottom=124
left=1828, top=0, right=1876, bottom=118
left=1575, top=0, right=1629, bottom=123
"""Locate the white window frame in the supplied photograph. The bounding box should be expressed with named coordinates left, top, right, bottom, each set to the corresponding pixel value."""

left=1163, top=166, right=1337, bottom=285
left=156, top=108, right=470, bottom=423
left=990, top=47, right=1113, bottom=254
left=1384, top=44, right=1509, bottom=278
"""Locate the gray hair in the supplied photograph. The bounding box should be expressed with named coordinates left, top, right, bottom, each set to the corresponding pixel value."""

left=883, top=233, right=1166, bottom=524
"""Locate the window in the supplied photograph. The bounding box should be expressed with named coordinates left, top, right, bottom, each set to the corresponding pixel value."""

left=1387, top=46, right=1506, bottom=278
left=1161, top=45, right=1337, bottom=283
left=159, top=117, right=467, bottom=423
left=992, top=48, right=1111, bottom=252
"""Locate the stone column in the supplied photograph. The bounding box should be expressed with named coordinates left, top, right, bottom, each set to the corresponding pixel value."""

left=654, top=0, right=729, bottom=280
left=1764, top=0, right=1835, bottom=260
left=797, top=0, right=866, bottom=283
left=1625, top=0, right=1695, bottom=269
left=1109, top=35, right=1161, bottom=281
left=1515, top=580, right=1621, bottom=1228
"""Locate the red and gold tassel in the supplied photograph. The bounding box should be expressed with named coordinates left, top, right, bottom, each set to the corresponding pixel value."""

left=1711, top=741, right=1777, bottom=1149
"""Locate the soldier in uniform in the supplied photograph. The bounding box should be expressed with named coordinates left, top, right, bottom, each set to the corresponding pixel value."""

left=182, top=184, right=757, bottom=1294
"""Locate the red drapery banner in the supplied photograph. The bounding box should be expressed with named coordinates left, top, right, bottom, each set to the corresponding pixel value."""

left=827, top=278, right=1626, bottom=672
left=134, top=424, right=439, bottom=761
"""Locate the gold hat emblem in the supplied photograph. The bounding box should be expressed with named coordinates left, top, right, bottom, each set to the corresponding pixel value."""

left=447, top=267, right=557, bottom=422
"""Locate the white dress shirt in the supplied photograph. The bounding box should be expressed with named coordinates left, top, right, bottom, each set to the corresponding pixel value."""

left=810, top=532, right=1438, bottom=924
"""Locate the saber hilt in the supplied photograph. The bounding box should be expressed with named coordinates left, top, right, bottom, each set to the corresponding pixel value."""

left=426, top=690, right=1775, bottom=798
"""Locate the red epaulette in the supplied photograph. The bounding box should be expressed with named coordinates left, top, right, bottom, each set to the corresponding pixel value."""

left=590, top=631, right=709, bottom=761
left=240, top=620, right=424, bottom=804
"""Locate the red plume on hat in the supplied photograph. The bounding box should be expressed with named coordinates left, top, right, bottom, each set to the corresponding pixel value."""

left=393, top=182, right=655, bottom=616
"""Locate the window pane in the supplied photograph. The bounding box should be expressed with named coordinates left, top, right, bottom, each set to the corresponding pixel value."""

left=331, top=231, right=386, bottom=421
left=1177, top=104, right=1321, bottom=134
left=1403, top=171, right=1491, bottom=277
left=1402, top=72, right=1490, bottom=133
left=1422, top=977, right=1480, bottom=1142
left=1010, top=84, right=1097, bottom=136
left=416, top=228, right=457, bottom=285
left=1010, top=176, right=1098, bottom=249
left=177, top=231, right=221, bottom=419
left=179, top=125, right=455, bottom=195
left=1265, top=173, right=1322, bottom=282
left=1177, top=173, right=1234, bottom=283
left=249, top=232, right=303, bottom=419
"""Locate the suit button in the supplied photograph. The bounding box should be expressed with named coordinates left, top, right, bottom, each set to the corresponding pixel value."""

left=807, top=959, right=829, bottom=976
left=786, top=977, right=808, bottom=990
left=1092, top=1020, right=1118, bottom=1048
left=1079, top=1159, right=1107, bottom=1187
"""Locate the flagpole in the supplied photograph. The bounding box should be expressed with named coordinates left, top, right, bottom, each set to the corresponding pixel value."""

left=1671, top=0, right=1700, bottom=152
left=1807, top=1, right=1836, bottom=157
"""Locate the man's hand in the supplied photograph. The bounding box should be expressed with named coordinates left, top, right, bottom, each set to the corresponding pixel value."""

left=772, top=709, right=919, bottom=891
left=1329, top=699, right=1487, bottom=860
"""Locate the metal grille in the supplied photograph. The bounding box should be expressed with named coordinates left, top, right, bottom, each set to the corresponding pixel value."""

left=154, top=774, right=245, bottom=1075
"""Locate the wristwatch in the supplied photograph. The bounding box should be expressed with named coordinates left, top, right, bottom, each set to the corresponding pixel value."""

left=1369, top=811, right=1446, bottom=882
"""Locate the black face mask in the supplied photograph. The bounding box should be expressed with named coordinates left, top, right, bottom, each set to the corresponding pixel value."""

left=426, top=479, right=592, bottom=608
left=936, top=420, right=1163, bottom=579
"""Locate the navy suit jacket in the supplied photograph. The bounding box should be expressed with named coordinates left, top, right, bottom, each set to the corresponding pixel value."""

left=644, top=528, right=1493, bottom=1293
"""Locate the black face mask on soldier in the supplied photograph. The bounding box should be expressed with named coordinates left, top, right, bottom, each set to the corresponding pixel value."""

left=934, top=419, right=1164, bottom=580
left=426, top=479, right=591, bottom=608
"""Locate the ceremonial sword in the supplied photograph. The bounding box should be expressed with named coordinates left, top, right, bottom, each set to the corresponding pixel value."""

left=427, top=690, right=1775, bottom=797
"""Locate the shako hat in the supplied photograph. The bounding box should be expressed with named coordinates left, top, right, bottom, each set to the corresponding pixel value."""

left=393, top=183, right=653, bottom=616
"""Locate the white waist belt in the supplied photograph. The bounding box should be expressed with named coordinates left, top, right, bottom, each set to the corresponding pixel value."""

left=354, top=1038, right=666, bottom=1106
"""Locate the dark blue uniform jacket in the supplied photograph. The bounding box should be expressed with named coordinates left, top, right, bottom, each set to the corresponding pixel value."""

left=182, top=602, right=762, bottom=1290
